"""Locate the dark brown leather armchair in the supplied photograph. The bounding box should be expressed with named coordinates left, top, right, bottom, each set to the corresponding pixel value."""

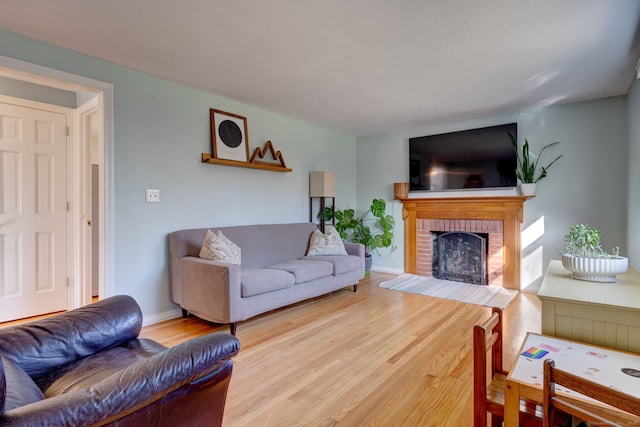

left=0, top=295, right=240, bottom=427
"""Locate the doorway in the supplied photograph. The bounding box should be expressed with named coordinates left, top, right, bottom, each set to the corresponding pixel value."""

left=0, top=55, right=114, bottom=319
left=0, top=96, right=70, bottom=321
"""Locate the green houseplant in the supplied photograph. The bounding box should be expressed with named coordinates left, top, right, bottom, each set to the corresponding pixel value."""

left=319, top=198, right=395, bottom=272
left=561, top=224, right=628, bottom=282
left=507, top=131, right=562, bottom=194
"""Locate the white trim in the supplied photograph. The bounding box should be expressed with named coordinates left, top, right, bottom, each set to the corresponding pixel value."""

left=370, top=266, right=405, bottom=275
left=101, top=87, right=114, bottom=299
left=0, top=55, right=115, bottom=302
left=76, top=97, right=100, bottom=307
left=142, top=309, right=182, bottom=327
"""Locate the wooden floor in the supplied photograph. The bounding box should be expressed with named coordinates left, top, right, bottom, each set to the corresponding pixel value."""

left=140, top=272, right=541, bottom=426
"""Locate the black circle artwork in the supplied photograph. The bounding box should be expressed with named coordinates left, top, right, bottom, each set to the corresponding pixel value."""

left=218, top=120, right=243, bottom=148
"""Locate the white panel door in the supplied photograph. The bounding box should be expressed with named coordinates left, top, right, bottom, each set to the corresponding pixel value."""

left=0, top=102, right=68, bottom=322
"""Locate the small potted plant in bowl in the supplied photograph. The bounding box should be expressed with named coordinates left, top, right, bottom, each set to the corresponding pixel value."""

left=508, top=131, right=563, bottom=195
left=561, top=224, right=628, bottom=282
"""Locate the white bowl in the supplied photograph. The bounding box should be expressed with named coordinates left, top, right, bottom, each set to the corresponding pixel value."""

left=561, top=254, right=629, bottom=282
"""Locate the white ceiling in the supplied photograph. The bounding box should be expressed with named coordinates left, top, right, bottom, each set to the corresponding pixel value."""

left=1, top=1, right=640, bottom=136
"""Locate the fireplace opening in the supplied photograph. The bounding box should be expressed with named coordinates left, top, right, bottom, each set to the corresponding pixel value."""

left=432, top=231, right=488, bottom=285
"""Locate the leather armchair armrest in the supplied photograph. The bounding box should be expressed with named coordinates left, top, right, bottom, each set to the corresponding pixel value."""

left=0, top=332, right=240, bottom=427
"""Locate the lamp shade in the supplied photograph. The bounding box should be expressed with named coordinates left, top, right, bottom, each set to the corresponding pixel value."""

left=309, top=172, right=335, bottom=197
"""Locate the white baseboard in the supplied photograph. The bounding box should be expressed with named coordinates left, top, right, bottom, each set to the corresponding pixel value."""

left=370, top=266, right=404, bottom=275
left=142, top=308, right=182, bottom=327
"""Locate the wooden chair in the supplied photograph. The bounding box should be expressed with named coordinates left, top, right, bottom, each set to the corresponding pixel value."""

left=543, top=359, right=640, bottom=427
left=473, top=308, right=545, bottom=427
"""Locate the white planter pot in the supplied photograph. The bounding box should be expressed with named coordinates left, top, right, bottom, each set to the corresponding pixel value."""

left=561, top=254, right=629, bottom=282
left=519, top=183, right=536, bottom=196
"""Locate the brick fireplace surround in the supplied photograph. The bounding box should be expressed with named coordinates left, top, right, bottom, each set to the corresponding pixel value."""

left=399, top=196, right=531, bottom=290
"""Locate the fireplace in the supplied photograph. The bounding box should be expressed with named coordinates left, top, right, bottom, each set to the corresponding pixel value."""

left=432, top=231, right=487, bottom=285
left=399, top=196, right=530, bottom=290
left=420, top=219, right=503, bottom=286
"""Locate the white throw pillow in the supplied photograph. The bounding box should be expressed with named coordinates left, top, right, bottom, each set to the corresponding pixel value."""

left=199, top=230, right=241, bottom=265
left=307, top=227, right=348, bottom=256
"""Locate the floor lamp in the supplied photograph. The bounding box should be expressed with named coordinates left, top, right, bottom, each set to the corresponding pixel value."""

left=309, top=171, right=335, bottom=233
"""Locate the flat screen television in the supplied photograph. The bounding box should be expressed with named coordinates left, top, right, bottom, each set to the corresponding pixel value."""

left=409, top=123, right=517, bottom=192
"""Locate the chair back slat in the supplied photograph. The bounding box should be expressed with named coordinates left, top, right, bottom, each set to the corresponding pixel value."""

left=483, top=312, right=500, bottom=331
left=543, top=359, right=640, bottom=427
left=552, top=400, right=623, bottom=427
left=473, top=308, right=505, bottom=427
left=485, top=331, right=499, bottom=352
left=554, top=368, right=640, bottom=416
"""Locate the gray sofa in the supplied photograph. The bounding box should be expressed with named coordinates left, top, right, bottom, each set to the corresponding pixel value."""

left=169, top=222, right=365, bottom=334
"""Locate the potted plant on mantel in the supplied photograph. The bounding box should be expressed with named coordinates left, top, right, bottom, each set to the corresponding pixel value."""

left=561, top=224, right=628, bottom=282
left=319, top=198, right=396, bottom=274
left=508, top=131, right=563, bottom=196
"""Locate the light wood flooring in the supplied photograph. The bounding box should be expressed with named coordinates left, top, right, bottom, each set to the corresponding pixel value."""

left=140, top=272, right=541, bottom=426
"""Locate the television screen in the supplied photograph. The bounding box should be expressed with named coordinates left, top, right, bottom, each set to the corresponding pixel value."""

left=409, top=123, right=517, bottom=192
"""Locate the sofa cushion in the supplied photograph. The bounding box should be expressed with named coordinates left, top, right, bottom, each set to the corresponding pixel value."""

left=302, top=255, right=363, bottom=275
left=241, top=268, right=295, bottom=297
left=306, top=228, right=347, bottom=256
left=268, top=260, right=334, bottom=284
left=1, top=355, right=44, bottom=411
left=199, top=230, right=241, bottom=265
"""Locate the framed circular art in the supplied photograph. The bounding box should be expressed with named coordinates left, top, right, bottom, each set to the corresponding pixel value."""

left=210, top=109, right=250, bottom=162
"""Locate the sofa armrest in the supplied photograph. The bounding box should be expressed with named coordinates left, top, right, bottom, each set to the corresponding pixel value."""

left=178, top=257, right=243, bottom=324
left=0, top=332, right=240, bottom=427
left=344, top=242, right=365, bottom=259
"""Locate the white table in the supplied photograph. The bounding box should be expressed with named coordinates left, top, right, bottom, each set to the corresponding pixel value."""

left=504, top=333, right=640, bottom=426
left=538, top=260, right=640, bottom=352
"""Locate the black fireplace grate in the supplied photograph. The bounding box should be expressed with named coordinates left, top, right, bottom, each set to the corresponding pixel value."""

left=432, top=231, right=487, bottom=285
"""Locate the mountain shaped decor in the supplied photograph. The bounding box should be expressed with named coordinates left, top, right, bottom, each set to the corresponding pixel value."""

left=202, top=139, right=292, bottom=172
left=249, top=140, right=290, bottom=171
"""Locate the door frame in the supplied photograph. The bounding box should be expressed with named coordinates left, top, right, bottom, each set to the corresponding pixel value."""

left=76, top=97, right=102, bottom=306
left=0, top=55, right=114, bottom=308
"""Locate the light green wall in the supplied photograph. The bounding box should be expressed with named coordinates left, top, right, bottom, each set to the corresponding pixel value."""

left=628, top=78, right=640, bottom=270
left=0, top=30, right=357, bottom=319
left=357, top=97, right=630, bottom=289
left=0, top=75, right=77, bottom=107
left=1, top=28, right=636, bottom=310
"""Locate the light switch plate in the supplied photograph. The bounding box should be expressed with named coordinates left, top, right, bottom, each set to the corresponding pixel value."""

left=146, top=189, right=160, bottom=203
